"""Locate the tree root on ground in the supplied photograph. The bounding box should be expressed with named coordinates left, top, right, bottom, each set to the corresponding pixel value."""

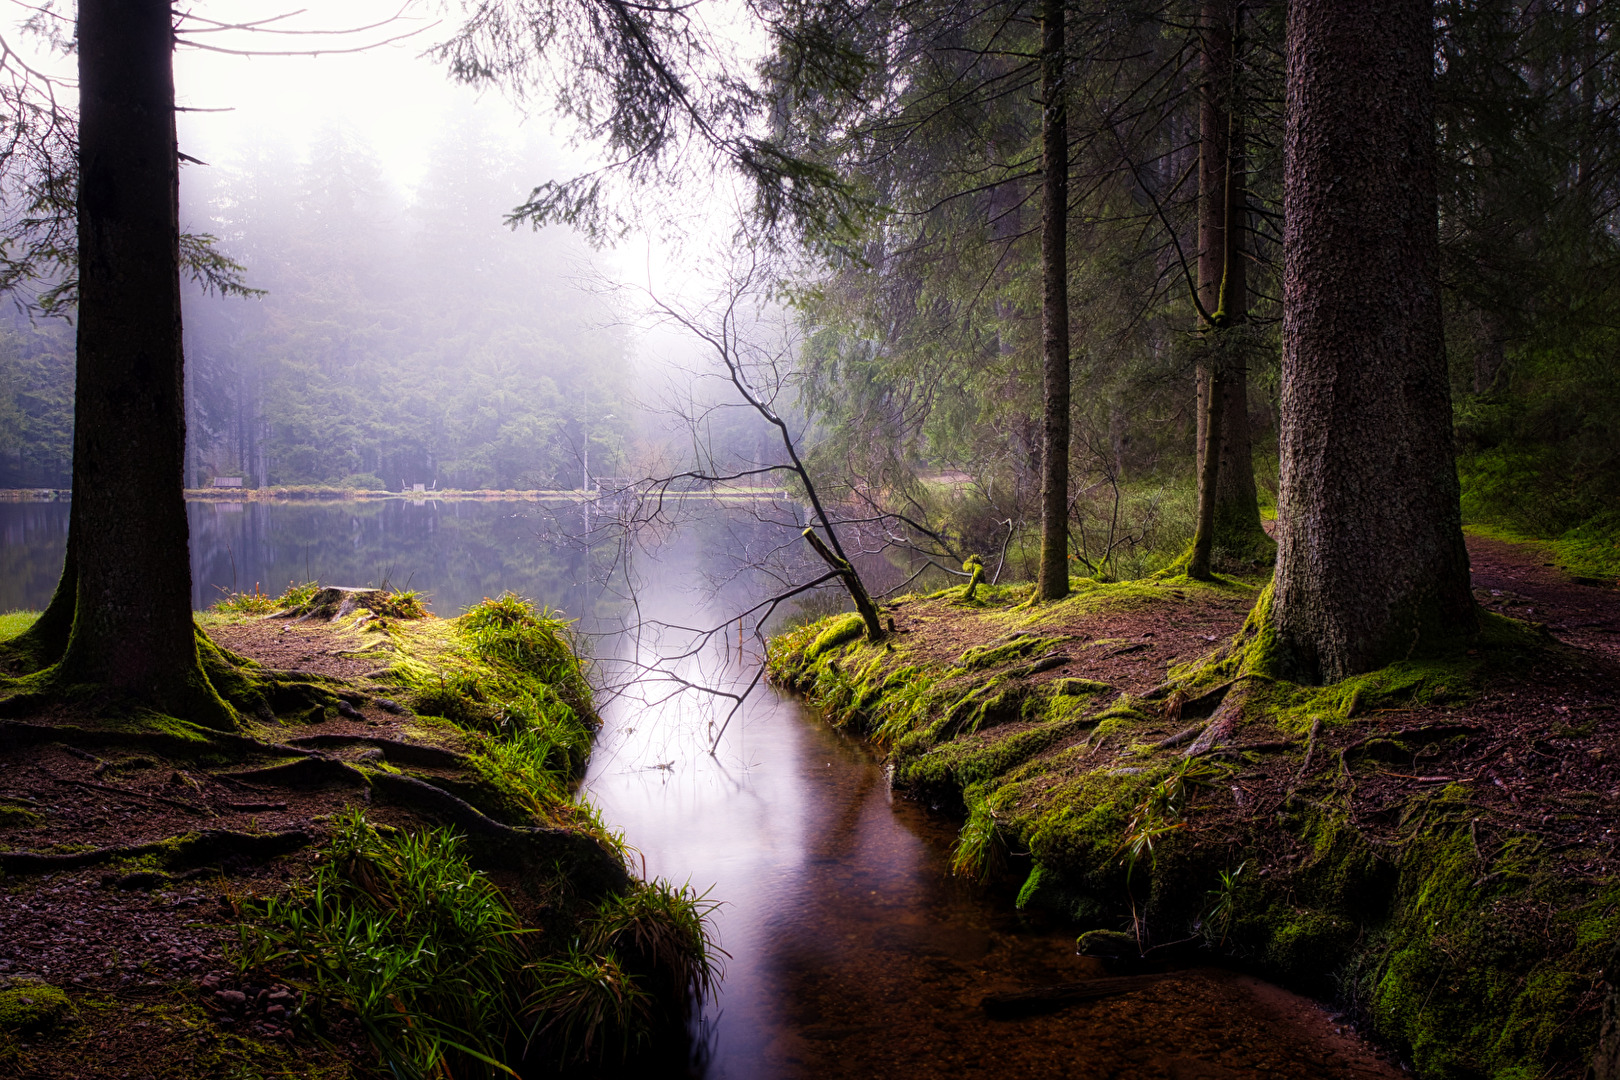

left=218, top=757, right=368, bottom=789
left=369, top=772, right=630, bottom=888
left=0, top=828, right=312, bottom=875
left=0, top=720, right=320, bottom=761
left=283, top=734, right=466, bottom=769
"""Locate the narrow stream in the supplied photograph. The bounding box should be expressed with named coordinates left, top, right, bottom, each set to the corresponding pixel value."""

left=1, top=499, right=1402, bottom=1079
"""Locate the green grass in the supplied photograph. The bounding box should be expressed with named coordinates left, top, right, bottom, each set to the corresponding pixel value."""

left=0, top=611, right=38, bottom=643
left=237, top=810, right=533, bottom=1079
left=376, top=594, right=598, bottom=823
left=770, top=588, right=1596, bottom=1079
left=210, top=581, right=320, bottom=616
left=239, top=810, right=719, bottom=1078
left=219, top=590, right=719, bottom=1076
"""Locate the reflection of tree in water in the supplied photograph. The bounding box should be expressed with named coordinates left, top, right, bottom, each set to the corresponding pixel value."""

left=183, top=500, right=618, bottom=619
left=0, top=503, right=72, bottom=612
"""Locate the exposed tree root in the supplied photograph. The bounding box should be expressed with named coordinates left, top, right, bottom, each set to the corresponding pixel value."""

left=283, top=733, right=467, bottom=769
left=41, top=767, right=212, bottom=816
left=0, top=828, right=312, bottom=875
left=218, top=757, right=368, bottom=789
left=0, top=719, right=318, bottom=760
left=1184, top=692, right=1244, bottom=756
left=367, top=772, right=630, bottom=893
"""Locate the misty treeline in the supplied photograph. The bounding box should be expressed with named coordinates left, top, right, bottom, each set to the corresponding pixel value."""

left=1, top=113, right=636, bottom=492
left=738, top=0, right=1620, bottom=581
left=1, top=0, right=1616, bottom=582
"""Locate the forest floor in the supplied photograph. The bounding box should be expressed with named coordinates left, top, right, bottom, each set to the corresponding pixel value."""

left=0, top=593, right=700, bottom=1079
left=768, top=533, right=1620, bottom=1079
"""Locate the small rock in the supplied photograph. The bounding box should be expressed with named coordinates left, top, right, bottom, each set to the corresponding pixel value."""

left=266, top=1004, right=286, bottom=1018
left=336, top=701, right=365, bottom=720
left=376, top=699, right=404, bottom=714
left=218, top=990, right=246, bottom=1009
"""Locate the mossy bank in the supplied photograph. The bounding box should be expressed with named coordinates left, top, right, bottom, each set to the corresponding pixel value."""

left=769, top=569, right=1620, bottom=1079
left=0, top=586, right=716, bottom=1079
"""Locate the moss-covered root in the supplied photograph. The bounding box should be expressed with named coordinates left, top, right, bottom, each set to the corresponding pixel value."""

left=962, top=555, right=985, bottom=601
left=0, top=983, right=72, bottom=1037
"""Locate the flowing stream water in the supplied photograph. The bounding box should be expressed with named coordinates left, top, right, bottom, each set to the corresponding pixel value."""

left=1, top=499, right=1403, bottom=1079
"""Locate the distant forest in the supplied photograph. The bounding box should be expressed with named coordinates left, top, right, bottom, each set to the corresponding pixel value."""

left=0, top=115, right=633, bottom=492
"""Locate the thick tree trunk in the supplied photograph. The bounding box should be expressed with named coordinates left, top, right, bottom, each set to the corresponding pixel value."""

left=1268, top=0, right=1477, bottom=683
left=1188, top=0, right=1266, bottom=579
left=1035, top=0, right=1071, bottom=602
left=51, top=0, right=232, bottom=725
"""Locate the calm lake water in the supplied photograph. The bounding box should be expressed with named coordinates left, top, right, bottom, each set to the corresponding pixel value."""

left=0, top=499, right=1396, bottom=1079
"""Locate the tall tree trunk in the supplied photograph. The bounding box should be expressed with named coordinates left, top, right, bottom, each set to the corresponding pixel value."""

left=1267, top=0, right=1476, bottom=682
left=1188, top=0, right=1266, bottom=579
left=1211, top=105, right=1265, bottom=556
left=1035, top=0, right=1071, bottom=602
left=50, top=0, right=233, bottom=725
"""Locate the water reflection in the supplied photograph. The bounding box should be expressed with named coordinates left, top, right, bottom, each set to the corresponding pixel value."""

left=0, top=500, right=606, bottom=617
left=0, top=499, right=1397, bottom=1079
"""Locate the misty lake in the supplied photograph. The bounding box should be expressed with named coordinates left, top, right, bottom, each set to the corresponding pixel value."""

left=0, top=498, right=1390, bottom=1078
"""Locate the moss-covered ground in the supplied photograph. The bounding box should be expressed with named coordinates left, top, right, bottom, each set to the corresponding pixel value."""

left=0, top=586, right=716, bottom=1079
left=769, top=553, right=1620, bottom=1079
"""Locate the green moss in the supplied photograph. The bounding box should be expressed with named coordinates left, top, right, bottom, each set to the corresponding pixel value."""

left=1169, top=592, right=1550, bottom=733
left=804, top=613, right=865, bottom=661
left=240, top=810, right=714, bottom=1075
left=769, top=576, right=1603, bottom=1079
left=0, top=804, right=43, bottom=828
left=1051, top=677, right=1111, bottom=697
left=956, top=634, right=1063, bottom=670
left=0, top=983, right=71, bottom=1035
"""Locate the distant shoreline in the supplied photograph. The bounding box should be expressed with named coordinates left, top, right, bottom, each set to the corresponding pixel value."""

left=0, top=486, right=793, bottom=503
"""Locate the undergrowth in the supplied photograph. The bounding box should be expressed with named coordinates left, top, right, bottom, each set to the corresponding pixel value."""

left=238, top=810, right=720, bottom=1078
left=211, top=581, right=319, bottom=616
left=770, top=584, right=1602, bottom=1079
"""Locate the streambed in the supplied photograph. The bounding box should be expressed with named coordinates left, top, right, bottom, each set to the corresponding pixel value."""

left=1, top=498, right=1401, bottom=1078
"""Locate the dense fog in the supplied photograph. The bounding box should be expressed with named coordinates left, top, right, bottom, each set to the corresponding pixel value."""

left=1, top=107, right=650, bottom=492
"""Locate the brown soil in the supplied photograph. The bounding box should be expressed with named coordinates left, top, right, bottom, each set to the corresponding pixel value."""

left=5, top=535, right=1617, bottom=1078
left=878, top=536, right=1620, bottom=858
left=0, top=620, right=460, bottom=1078
left=842, top=536, right=1620, bottom=1075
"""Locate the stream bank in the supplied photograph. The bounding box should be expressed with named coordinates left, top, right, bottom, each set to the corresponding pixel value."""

left=767, top=536, right=1620, bottom=1079
left=0, top=587, right=713, bottom=1078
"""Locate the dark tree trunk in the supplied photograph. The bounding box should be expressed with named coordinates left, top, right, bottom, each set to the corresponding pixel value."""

left=1188, top=0, right=1266, bottom=579
left=1269, top=0, right=1477, bottom=682
left=50, top=0, right=232, bottom=724
left=1035, top=0, right=1071, bottom=602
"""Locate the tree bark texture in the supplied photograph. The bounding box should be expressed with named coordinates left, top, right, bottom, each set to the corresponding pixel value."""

left=1271, top=0, right=1477, bottom=682
left=56, top=0, right=226, bottom=721
left=1035, top=0, right=1071, bottom=602
left=1189, top=0, right=1265, bottom=579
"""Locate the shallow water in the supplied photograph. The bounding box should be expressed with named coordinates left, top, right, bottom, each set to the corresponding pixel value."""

left=1, top=499, right=1400, bottom=1078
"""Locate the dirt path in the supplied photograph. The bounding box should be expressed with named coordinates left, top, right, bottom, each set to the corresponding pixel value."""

left=1469, top=534, right=1620, bottom=660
